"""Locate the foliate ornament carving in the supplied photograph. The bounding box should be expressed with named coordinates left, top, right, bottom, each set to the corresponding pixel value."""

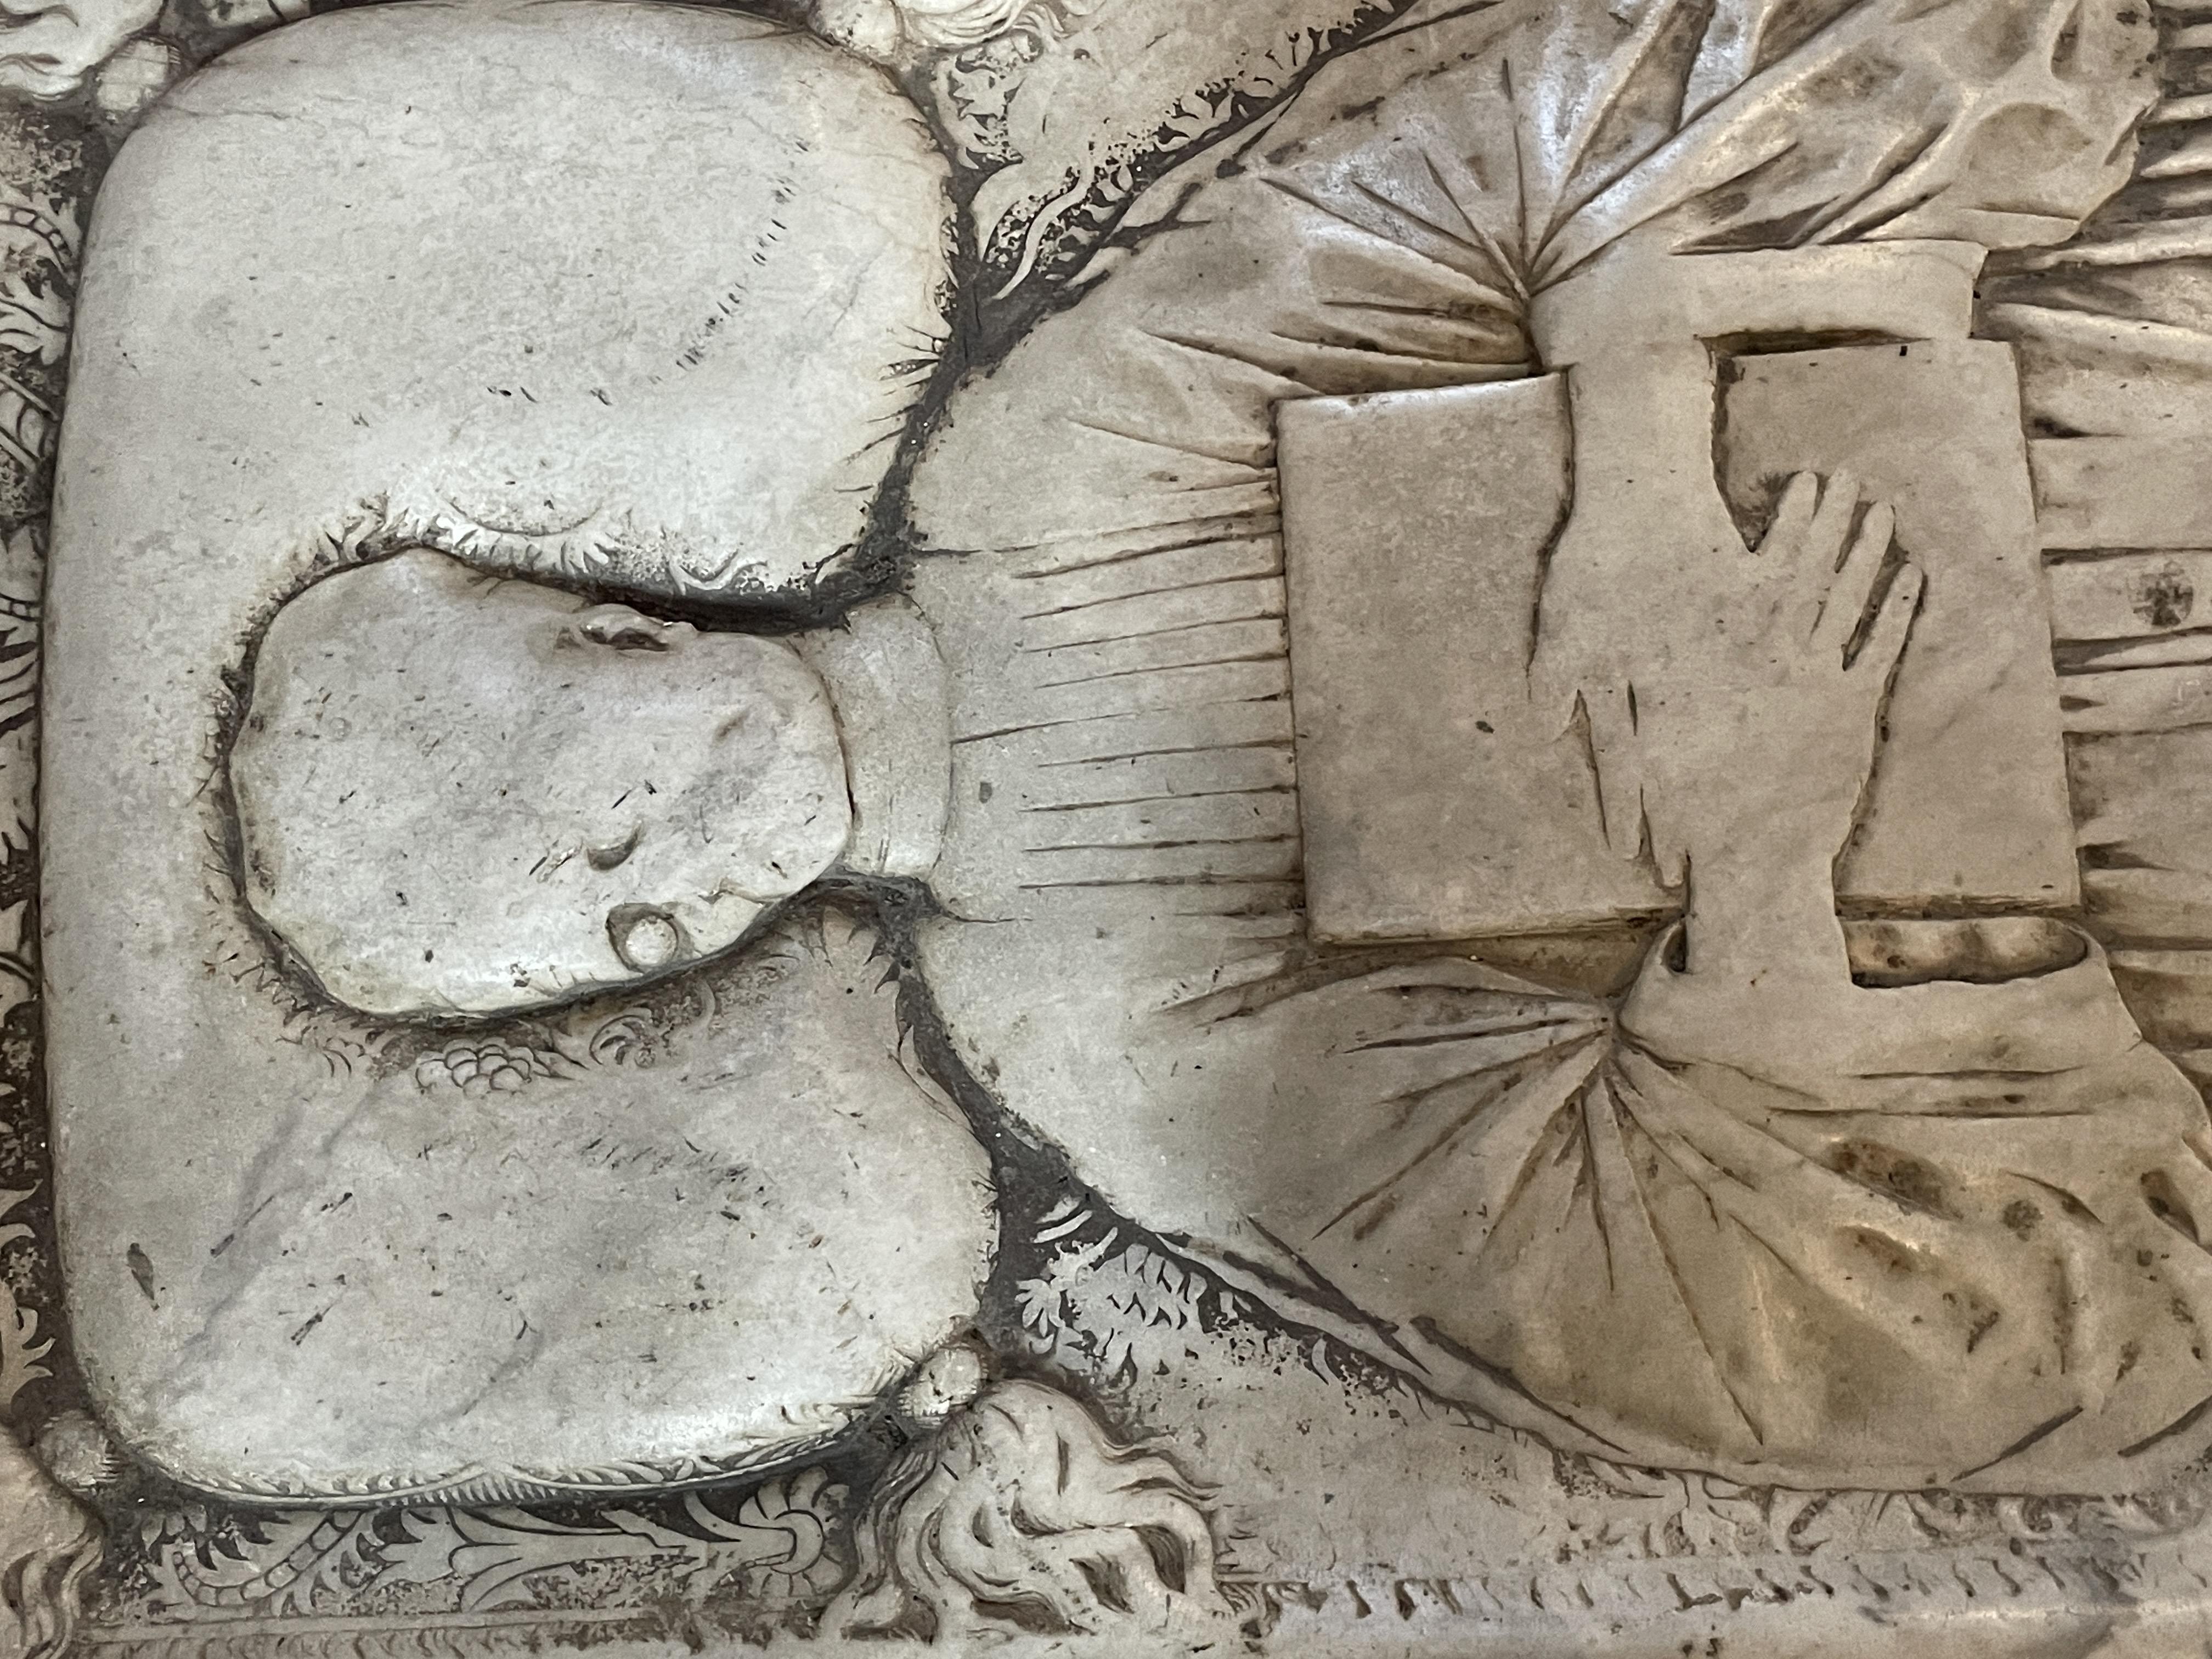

left=0, top=1437, right=98, bottom=1659
left=1, top=1198, right=99, bottom=1659
left=19, top=0, right=2212, bottom=1654
left=142, top=1470, right=851, bottom=1620
left=829, top=1380, right=1233, bottom=1644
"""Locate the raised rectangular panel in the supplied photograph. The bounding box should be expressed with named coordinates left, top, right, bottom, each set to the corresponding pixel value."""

left=1282, top=338, right=2078, bottom=944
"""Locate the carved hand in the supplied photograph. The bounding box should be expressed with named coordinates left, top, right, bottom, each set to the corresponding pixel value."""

left=1523, top=345, right=1748, bottom=866
left=1633, top=471, right=1922, bottom=980
left=1525, top=242, right=1976, bottom=870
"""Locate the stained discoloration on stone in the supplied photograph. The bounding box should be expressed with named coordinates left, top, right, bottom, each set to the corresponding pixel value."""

left=22, top=0, right=2212, bottom=1650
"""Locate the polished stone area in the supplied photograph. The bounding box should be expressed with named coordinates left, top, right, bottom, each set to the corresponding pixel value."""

left=8, top=0, right=2212, bottom=1654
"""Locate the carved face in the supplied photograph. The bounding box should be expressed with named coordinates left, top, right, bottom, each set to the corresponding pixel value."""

left=229, top=556, right=853, bottom=1018
left=56, top=0, right=953, bottom=1022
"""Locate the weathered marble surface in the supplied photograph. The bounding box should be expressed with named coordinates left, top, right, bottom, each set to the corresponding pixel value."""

left=233, top=550, right=851, bottom=1016
left=9, top=0, right=2212, bottom=1652
left=42, top=1, right=991, bottom=1500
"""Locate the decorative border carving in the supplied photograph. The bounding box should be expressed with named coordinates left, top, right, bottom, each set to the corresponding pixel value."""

left=10, top=2, right=2212, bottom=1654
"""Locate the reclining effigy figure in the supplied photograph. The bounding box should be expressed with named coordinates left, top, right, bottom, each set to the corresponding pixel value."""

left=16, top=0, right=2212, bottom=1606
left=42, top=2, right=998, bottom=1500
left=901, top=0, right=2212, bottom=1493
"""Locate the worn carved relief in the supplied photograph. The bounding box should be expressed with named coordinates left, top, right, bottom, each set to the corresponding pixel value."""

left=8, top=0, right=2212, bottom=1654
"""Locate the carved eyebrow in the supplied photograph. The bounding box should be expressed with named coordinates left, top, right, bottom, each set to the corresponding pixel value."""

left=386, top=498, right=624, bottom=587
left=382, top=496, right=773, bottom=601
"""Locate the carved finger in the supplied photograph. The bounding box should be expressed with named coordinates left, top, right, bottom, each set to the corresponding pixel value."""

left=1856, top=560, right=1923, bottom=678
left=1645, top=787, right=1690, bottom=889
left=1803, top=469, right=1861, bottom=584
left=1583, top=687, right=1648, bottom=862
left=1647, top=803, right=1690, bottom=890
left=1815, top=500, right=1896, bottom=651
left=1757, top=470, right=1821, bottom=560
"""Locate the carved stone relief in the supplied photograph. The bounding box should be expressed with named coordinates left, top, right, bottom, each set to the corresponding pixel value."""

left=12, top=0, right=2212, bottom=1654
